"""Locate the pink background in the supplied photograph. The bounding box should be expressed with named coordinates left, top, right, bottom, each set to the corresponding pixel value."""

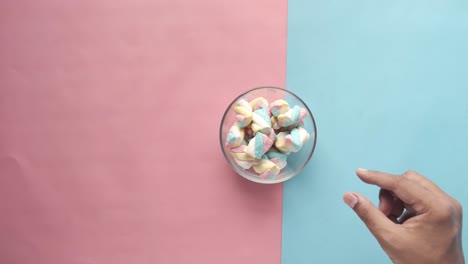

left=0, top=0, right=287, bottom=263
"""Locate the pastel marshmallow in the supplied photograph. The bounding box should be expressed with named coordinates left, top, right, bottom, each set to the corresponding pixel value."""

left=234, top=99, right=253, bottom=128
left=271, top=116, right=281, bottom=130
left=234, top=159, right=253, bottom=169
left=275, top=127, right=310, bottom=153
left=249, top=97, right=269, bottom=111
left=267, top=129, right=276, bottom=143
left=229, top=144, right=255, bottom=161
left=274, top=132, right=291, bottom=154
left=269, top=99, right=290, bottom=117
left=245, top=132, right=274, bottom=159
left=253, top=159, right=280, bottom=179
left=251, top=108, right=272, bottom=134
left=277, top=105, right=308, bottom=127
left=286, top=126, right=310, bottom=152
left=225, top=123, right=245, bottom=147
left=266, top=150, right=288, bottom=170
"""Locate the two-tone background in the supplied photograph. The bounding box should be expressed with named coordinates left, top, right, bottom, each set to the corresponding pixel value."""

left=1, top=0, right=467, bottom=263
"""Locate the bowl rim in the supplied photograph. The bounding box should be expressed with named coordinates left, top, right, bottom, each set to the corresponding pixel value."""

left=219, top=86, right=318, bottom=184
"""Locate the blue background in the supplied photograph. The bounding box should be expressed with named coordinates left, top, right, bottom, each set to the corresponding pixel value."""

left=283, top=1, right=468, bottom=263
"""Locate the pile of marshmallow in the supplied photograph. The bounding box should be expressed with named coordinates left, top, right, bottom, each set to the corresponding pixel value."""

left=225, top=97, right=311, bottom=179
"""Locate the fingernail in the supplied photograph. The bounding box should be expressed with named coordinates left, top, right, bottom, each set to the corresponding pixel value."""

left=357, top=168, right=368, bottom=173
left=343, top=193, right=359, bottom=209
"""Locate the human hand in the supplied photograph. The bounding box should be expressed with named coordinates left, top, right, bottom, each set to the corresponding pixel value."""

left=343, top=169, right=464, bottom=264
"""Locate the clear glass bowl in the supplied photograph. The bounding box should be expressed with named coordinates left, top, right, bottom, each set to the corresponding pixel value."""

left=219, top=86, right=317, bottom=184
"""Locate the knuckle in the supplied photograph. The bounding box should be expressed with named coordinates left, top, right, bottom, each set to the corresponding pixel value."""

left=435, top=200, right=456, bottom=220
left=453, top=199, right=463, bottom=216
left=402, top=170, right=419, bottom=180
left=437, top=200, right=462, bottom=221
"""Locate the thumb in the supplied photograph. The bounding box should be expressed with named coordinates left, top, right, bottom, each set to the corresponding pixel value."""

left=343, top=192, right=394, bottom=240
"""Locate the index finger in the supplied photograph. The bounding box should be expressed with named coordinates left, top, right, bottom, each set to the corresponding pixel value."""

left=356, top=168, right=433, bottom=211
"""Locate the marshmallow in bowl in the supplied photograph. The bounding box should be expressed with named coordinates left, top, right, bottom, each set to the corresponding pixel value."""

left=277, top=105, right=308, bottom=127
left=226, top=97, right=311, bottom=179
left=225, top=123, right=245, bottom=147
left=234, top=99, right=253, bottom=128
left=245, top=132, right=274, bottom=159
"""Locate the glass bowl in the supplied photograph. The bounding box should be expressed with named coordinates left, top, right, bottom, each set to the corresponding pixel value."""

left=219, top=86, right=317, bottom=184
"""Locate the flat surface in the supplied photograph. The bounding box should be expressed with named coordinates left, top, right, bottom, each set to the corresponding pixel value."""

left=2, top=1, right=467, bottom=263
left=0, top=0, right=286, bottom=263
left=283, top=1, right=468, bottom=263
